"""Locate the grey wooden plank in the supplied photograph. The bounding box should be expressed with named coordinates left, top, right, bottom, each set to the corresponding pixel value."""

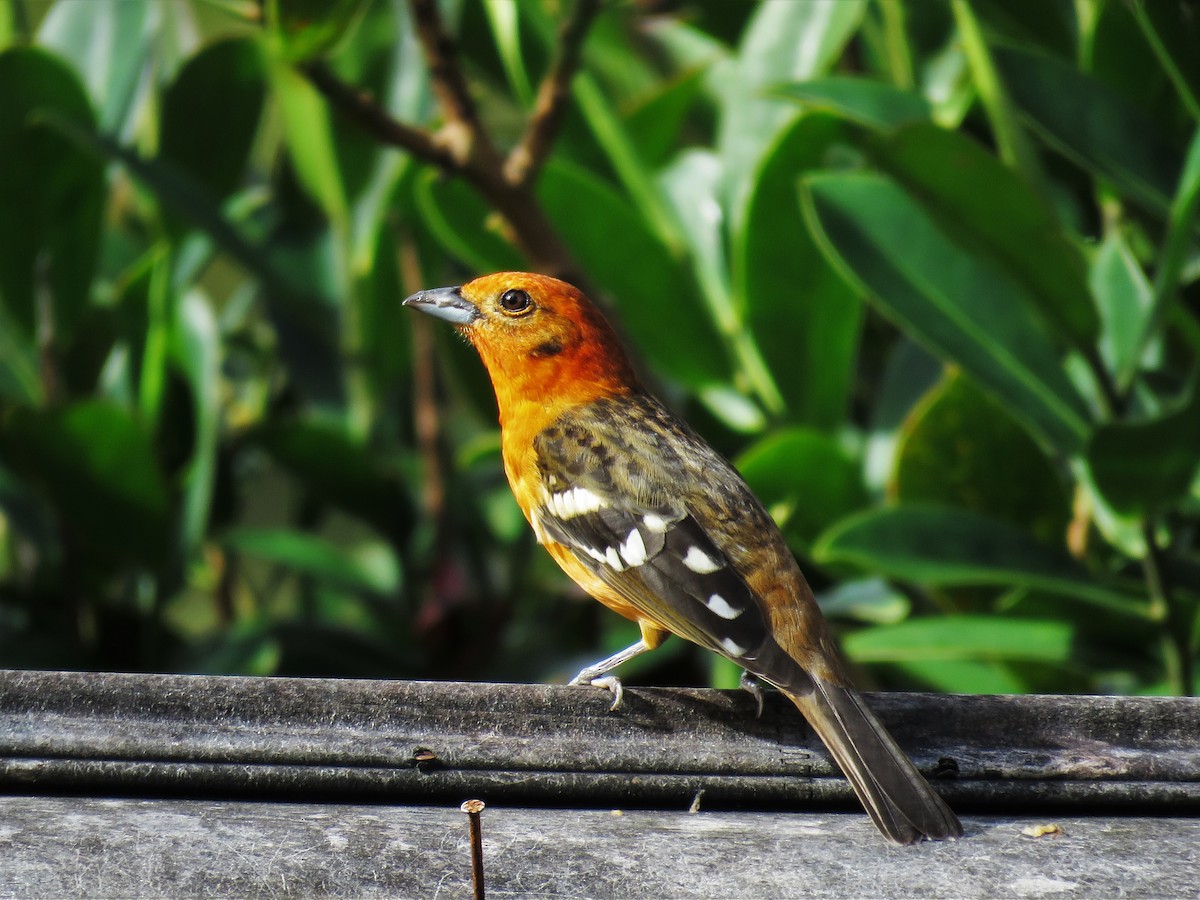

left=3, top=670, right=1199, bottom=809
left=0, top=797, right=1196, bottom=899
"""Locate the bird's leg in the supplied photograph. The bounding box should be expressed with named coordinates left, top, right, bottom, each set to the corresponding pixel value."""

left=569, top=638, right=653, bottom=711
left=739, top=670, right=766, bottom=718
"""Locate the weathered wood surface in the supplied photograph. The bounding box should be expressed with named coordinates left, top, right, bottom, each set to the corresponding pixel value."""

left=2, top=670, right=1198, bottom=808
left=2, top=671, right=1199, bottom=898
left=2, top=797, right=1197, bottom=899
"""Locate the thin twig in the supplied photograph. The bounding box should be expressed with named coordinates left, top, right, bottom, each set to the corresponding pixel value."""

left=505, top=0, right=603, bottom=187
left=303, top=61, right=461, bottom=173
left=407, top=0, right=500, bottom=168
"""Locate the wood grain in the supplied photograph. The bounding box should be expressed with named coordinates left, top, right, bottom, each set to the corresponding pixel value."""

left=2, top=670, right=1197, bottom=809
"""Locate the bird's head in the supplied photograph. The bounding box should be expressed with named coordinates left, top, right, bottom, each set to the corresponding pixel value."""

left=404, top=272, right=638, bottom=414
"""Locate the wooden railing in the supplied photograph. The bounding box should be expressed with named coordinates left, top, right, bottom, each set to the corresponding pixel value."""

left=2, top=670, right=1198, bottom=897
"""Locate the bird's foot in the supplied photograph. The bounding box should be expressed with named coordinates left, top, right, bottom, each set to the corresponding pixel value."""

left=570, top=670, right=625, bottom=712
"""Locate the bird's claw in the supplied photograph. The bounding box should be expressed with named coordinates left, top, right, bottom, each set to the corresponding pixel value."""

left=740, top=671, right=765, bottom=718
left=571, top=671, right=625, bottom=711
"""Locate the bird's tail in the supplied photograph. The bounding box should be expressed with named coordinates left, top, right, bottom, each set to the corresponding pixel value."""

left=783, top=678, right=962, bottom=845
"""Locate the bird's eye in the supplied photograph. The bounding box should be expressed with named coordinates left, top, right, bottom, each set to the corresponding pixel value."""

left=498, top=288, right=532, bottom=315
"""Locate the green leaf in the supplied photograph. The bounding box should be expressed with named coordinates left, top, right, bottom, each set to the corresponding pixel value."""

left=814, top=505, right=1144, bottom=616
left=42, top=111, right=347, bottom=413
left=258, top=203, right=347, bottom=412
left=1086, top=388, right=1200, bottom=518
left=173, top=625, right=283, bottom=677
left=0, top=300, right=39, bottom=404
left=269, top=0, right=371, bottom=61
left=736, top=427, right=868, bottom=549
left=484, top=0, right=534, bottom=106
left=538, top=159, right=729, bottom=389
left=658, top=150, right=781, bottom=414
left=0, top=401, right=170, bottom=565
left=160, top=38, right=266, bottom=213
left=640, top=16, right=728, bottom=73
left=950, top=0, right=1045, bottom=185
left=921, top=35, right=974, bottom=130
left=1087, top=0, right=1170, bottom=123
left=818, top=578, right=910, bottom=626
left=39, top=112, right=311, bottom=304
left=357, top=220, right=411, bottom=393
left=736, top=114, right=862, bottom=429
left=43, top=114, right=221, bottom=251
left=718, top=0, right=866, bottom=225
left=171, top=290, right=221, bottom=557
left=658, top=150, right=733, bottom=332
left=871, top=122, right=1098, bottom=348
left=413, top=168, right=525, bottom=273
left=892, top=372, right=1070, bottom=546
left=1072, top=458, right=1147, bottom=562
left=1123, top=123, right=1200, bottom=389
left=801, top=171, right=1092, bottom=455
left=864, top=339, right=943, bottom=494
left=0, top=47, right=103, bottom=346
left=341, top=0, right=430, bottom=267
left=886, top=658, right=1029, bottom=694
left=844, top=615, right=1074, bottom=664
left=268, top=53, right=348, bottom=224
left=37, top=0, right=152, bottom=134
left=0, top=461, right=56, bottom=557
left=993, top=45, right=1183, bottom=215
left=772, top=77, right=931, bottom=129
left=1090, top=233, right=1155, bottom=378
left=252, top=419, right=415, bottom=542
left=223, top=527, right=400, bottom=595
left=968, top=0, right=1076, bottom=58
left=572, top=75, right=683, bottom=251
left=1127, top=0, right=1200, bottom=122
left=625, top=69, right=707, bottom=169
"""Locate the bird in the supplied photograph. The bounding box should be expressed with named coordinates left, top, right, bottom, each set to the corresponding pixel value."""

left=404, top=271, right=963, bottom=844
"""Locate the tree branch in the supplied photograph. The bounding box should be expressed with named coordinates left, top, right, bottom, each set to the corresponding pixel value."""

left=303, top=61, right=461, bottom=173
left=406, top=0, right=501, bottom=169
left=505, top=0, right=602, bottom=187
left=302, top=2, right=605, bottom=291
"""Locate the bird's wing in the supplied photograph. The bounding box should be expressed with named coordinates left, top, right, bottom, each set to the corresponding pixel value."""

left=530, top=397, right=778, bottom=666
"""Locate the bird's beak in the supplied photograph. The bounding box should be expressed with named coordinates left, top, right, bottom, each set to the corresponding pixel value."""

left=402, top=286, right=480, bottom=325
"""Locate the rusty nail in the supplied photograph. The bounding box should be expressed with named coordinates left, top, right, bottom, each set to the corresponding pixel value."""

left=460, top=799, right=486, bottom=900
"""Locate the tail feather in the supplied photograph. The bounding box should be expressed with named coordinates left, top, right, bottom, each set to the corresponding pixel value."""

left=784, top=678, right=962, bottom=845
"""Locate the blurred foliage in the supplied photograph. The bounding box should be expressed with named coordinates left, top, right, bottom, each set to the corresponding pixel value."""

left=0, top=0, right=1198, bottom=696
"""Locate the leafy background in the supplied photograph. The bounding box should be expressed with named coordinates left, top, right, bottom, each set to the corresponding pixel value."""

left=1, top=0, right=1197, bottom=697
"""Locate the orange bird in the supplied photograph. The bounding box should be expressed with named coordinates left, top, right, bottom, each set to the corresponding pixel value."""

left=404, top=271, right=962, bottom=844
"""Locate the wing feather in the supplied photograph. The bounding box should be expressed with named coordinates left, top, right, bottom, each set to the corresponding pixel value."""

left=532, top=402, right=776, bottom=665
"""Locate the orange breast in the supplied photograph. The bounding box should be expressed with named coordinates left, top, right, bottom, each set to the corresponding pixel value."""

left=542, top=540, right=646, bottom=623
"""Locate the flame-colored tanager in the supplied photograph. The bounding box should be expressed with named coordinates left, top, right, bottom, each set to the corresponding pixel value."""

left=404, top=271, right=962, bottom=844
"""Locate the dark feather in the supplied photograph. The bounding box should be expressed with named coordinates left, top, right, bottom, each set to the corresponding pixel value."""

left=536, top=500, right=772, bottom=662
left=786, top=679, right=963, bottom=844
